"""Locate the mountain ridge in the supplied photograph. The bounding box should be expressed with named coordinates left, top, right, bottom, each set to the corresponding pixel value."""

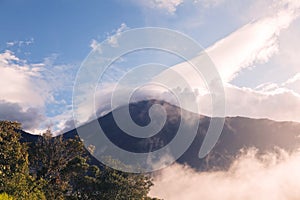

left=20, top=99, right=300, bottom=171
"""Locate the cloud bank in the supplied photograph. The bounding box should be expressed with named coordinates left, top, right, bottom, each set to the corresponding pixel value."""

left=167, top=0, right=300, bottom=83
left=154, top=0, right=300, bottom=122
left=0, top=100, right=44, bottom=130
left=0, top=50, right=49, bottom=107
left=150, top=148, right=300, bottom=200
left=0, top=49, right=74, bottom=133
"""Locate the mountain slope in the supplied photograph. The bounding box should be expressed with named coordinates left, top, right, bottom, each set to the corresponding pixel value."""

left=22, top=100, right=300, bottom=171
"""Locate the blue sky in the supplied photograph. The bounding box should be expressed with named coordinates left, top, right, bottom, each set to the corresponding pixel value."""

left=0, top=0, right=143, bottom=62
left=0, top=0, right=299, bottom=133
left=0, top=0, right=241, bottom=61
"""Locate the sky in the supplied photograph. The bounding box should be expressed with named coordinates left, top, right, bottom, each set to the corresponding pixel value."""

left=0, top=0, right=300, bottom=134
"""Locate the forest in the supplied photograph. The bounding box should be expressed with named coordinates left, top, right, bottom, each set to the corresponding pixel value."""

left=0, top=121, right=160, bottom=200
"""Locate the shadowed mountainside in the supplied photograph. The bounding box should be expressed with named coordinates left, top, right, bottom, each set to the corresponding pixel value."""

left=21, top=100, right=300, bottom=171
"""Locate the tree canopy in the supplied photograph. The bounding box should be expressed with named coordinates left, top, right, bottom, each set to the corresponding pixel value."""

left=0, top=121, right=45, bottom=199
left=0, top=121, right=160, bottom=200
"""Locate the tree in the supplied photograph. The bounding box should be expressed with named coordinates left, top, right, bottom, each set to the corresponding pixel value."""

left=0, top=122, right=160, bottom=199
left=0, top=121, right=45, bottom=199
left=67, top=159, right=156, bottom=200
left=29, top=129, right=160, bottom=200
left=96, top=165, right=154, bottom=200
left=0, top=193, right=14, bottom=200
left=29, top=130, right=87, bottom=199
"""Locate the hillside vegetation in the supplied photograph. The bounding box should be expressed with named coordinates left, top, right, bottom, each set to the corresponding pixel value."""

left=0, top=121, right=159, bottom=200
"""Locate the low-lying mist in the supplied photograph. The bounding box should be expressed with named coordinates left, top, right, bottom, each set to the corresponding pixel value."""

left=150, top=148, right=300, bottom=200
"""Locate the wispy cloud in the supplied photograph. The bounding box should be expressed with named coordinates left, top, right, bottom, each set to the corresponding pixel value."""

left=285, top=73, right=300, bottom=85
left=160, top=0, right=300, bottom=84
left=256, top=73, right=300, bottom=94
left=206, top=0, right=300, bottom=82
left=90, top=39, right=100, bottom=51
left=6, top=38, right=34, bottom=48
left=138, top=0, right=183, bottom=14
left=193, top=0, right=224, bottom=8
left=153, top=0, right=300, bottom=122
left=107, top=23, right=129, bottom=47
left=90, top=23, right=128, bottom=50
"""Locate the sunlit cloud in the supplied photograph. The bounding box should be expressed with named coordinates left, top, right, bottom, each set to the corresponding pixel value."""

left=0, top=50, right=49, bottom=107
left=150, top=148, right=300, bottom=200
left=0, top=49, right=76, bottom=133
left=153, top=0, right=300, bottom=122
left=205, top=0, right=299, bottom=82
left=157, top=0, right=300, bottom=84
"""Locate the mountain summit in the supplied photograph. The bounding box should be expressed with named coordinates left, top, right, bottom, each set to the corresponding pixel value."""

left=22, top=100, right=300, bottom=171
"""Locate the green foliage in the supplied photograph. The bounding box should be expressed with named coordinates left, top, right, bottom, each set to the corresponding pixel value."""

left=29, top=131, right=87, bottom=199
left=0, top=121, right=160, bottom=200
left=0, top=121, right=46, bottom=200
left=91, top=157, right=154, bottom=200
left=0, top=193, right=14, bottom=200
left=96, top=166, right=154, bottom=200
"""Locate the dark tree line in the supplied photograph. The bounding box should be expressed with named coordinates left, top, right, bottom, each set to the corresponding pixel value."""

left=0, top=121, right=161, bottom=200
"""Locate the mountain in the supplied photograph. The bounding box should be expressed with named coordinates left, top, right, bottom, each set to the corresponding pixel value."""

left=21, top=100, right=300, bottom=171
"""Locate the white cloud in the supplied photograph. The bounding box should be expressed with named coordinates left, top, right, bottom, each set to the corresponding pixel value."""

left=223, top=84, right=300, bottom=122
left=160, top=0, right=300, bottom=84
left=180, top=81, right=300, bottom=122
left=150, top=0, right=300, bottom=122
left=0, top=50, right=49, bottom=107
left=6, top=38, right=34, bottom=47
left=283, top=74, right=300, bottom=94
left=256, top=73, right=300, bottom=94
left=150, top=148, right=300, bottom=200
left=107, top=23, right=128, bottom=47
left=285, top=73, right=300, bottom=85
left=48, top=109, right=75, bottom=136
left=0, top=50, right=20, bottom=63
left=0, top=100, right=44, bottom=130
left=133, top=0, right=183, bottom=14
left=90, top=23, right=128, bottom=51
left=193, top=0, right=224, bottom=8
left=206, top=0, right=300, bottom=82
left=90, top=39, right=99, bottom=50
left=89, top=80, right=300, bottom=123
left=270, top=16, right=300, bottom=80
left=0, top=50, right=51, bottom=131
left=0, top=50, right=76, bottom=133
left=48, top=0, right=300, bottom=136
